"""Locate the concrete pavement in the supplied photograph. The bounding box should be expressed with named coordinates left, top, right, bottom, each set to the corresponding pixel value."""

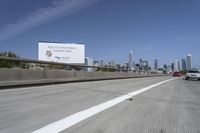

left=64, top=78, right=200, bottom=133
left=0, top=76, right=200, bottom=133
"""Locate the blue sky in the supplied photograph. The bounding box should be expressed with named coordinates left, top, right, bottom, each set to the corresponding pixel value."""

left=0, top=0, right=200, bottom=68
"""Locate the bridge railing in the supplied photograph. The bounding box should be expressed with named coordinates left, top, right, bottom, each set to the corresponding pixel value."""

left=0, top=56, right=155, bottom=74
left=0, top=56, right=167, bottom=87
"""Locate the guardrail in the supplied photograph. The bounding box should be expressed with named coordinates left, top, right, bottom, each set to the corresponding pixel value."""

left=0, top=56, right=154, bottom=74
left=0, top=56, right=168, bottom=88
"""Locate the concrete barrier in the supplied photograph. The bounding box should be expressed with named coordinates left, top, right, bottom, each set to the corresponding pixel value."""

left=0, top=68, right=167, bottom=88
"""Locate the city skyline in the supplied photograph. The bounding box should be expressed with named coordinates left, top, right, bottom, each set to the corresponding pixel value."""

left=84, top=52, right=194, bottom=72
left=0, top=0, right=200, bottom=68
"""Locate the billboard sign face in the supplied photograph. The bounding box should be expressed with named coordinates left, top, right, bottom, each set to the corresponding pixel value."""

left=38, top=42, right=85, bottom=64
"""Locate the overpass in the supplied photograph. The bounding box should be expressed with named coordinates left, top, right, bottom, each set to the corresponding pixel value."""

left=0, top=56, right=164, bottom=88
left=0, top=76, right=200, bottom=133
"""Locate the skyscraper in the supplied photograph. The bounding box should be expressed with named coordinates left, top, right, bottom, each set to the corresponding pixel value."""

left=181, top=59, right=187, bottom=71
left=85, top=57, right=93, bottom=72
left=154, top=59, right=158, bottom=70
left=174, top=59, right=179, bottom=71
left=178, top=61, right=180, bottom=71
left=128, top=51, right=134, bottom=68
left=186, top=54, right=192, bottom=70
left=142, top=60, right=149, bottom=71
left=139, top=59, right=149, bottom=70
left=99, top=60, right=105, bottom=67
left=171, top=62, right=175, bottom=72
left=163, top=64, right=168, bottom=72
left=139, top=59, right=143, bottom=67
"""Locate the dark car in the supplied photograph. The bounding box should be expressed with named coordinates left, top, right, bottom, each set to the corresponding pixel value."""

left=173, top=71, right=181, bottom=77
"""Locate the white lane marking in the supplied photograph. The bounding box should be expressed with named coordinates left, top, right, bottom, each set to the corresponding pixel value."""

left=32, top=78, right=177, bottom=133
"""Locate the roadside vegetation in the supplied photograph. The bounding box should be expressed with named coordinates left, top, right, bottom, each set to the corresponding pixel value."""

left=0, top=51, right=19, bottom=68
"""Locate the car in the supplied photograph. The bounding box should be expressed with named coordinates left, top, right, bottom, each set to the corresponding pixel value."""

left=185, top=70, right=200, bottom=80
left=173, top=71, right=181, bottom=77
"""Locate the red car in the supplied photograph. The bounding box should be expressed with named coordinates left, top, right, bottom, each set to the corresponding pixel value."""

left=173, top=71, right=181, bottom=77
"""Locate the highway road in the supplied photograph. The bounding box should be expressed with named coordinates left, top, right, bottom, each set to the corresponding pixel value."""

left=0, top=76, right=200, bottom=133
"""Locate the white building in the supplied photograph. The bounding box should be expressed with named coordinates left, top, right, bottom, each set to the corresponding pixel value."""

left=85, top=57, right=93, bottom=72
left=174, top=59, right=180, bottom=71
left=128, top=50, right=134, bottom=68
left=186, top=54, right=192, bottom=70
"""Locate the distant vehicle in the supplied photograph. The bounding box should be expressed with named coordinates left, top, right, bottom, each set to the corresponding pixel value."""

left=173, top=71, right=181, bottom=77
left=185, top=70, right=200, bottom=80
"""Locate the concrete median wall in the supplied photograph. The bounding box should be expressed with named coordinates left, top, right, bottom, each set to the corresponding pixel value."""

left=0, top=68, right=166, bottom=87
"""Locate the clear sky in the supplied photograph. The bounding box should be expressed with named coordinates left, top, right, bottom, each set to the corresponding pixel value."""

left=0, top=0, right=200, bottom=68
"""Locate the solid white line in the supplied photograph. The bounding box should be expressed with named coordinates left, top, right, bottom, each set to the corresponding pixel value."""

left=32, top=78, right=177, bottom=133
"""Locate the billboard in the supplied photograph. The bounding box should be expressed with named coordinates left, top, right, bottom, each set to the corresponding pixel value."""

left=38, top=42, right=85, bottom=64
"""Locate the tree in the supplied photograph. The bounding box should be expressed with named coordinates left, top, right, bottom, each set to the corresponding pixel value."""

left=0, top=51, right=19, bottom=68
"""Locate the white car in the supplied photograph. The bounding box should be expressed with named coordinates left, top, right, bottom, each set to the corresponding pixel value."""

left=185, top=70, right=200, bottom=80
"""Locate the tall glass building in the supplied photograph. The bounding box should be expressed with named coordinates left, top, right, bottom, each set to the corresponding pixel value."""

left=85, top=57, right=93, bottom=72
left=128, top=51, right=134, bottom=68
left=174, top=59, right=179, bottom=71
left=154, top=59, right=158, bottom=70
left=186, top=54, right=192, bottom=70
left=181, top=59, right=187, bottom=71
left=171, top=62, right=175, bottom=71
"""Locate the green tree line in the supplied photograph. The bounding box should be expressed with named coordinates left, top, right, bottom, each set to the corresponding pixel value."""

left=0, top=51, right=19, bottom=68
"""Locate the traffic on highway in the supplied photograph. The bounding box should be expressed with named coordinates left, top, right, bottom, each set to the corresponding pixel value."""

left=1, top=0, right=200, bottom=133
left=0, top=76, right=199, bottom=133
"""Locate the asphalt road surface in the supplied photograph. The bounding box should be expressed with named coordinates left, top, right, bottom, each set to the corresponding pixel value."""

left=0, top=76, right=200, bottom=133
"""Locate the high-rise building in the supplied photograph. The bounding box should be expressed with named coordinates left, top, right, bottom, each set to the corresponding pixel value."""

left=154, top=59, right=158, bottom=70
left=128, top=51, right=134, bottom=68
left=140, top=59, right=149, bottom=70
left=85, top=57, right=93, bottom=72
left=174, top=59, right=180, bottom=71
left=186, top=54, right=192, bottom=70
left=135, top=63, right=140, bottom=71
left=178, top=61, right=180, bottom=71
left=171, top=62, right=175, bottom=71
left=99, top=60, right=105, bottom=67
left=163, top=64, right=168, bottom=72
left=181, top=59, right=187, bottom=71
left=139, top=59, right=143, bottom=67
left=167, top=65, right=172, bottom=72
left=143, top=60, right=149, bottom=71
